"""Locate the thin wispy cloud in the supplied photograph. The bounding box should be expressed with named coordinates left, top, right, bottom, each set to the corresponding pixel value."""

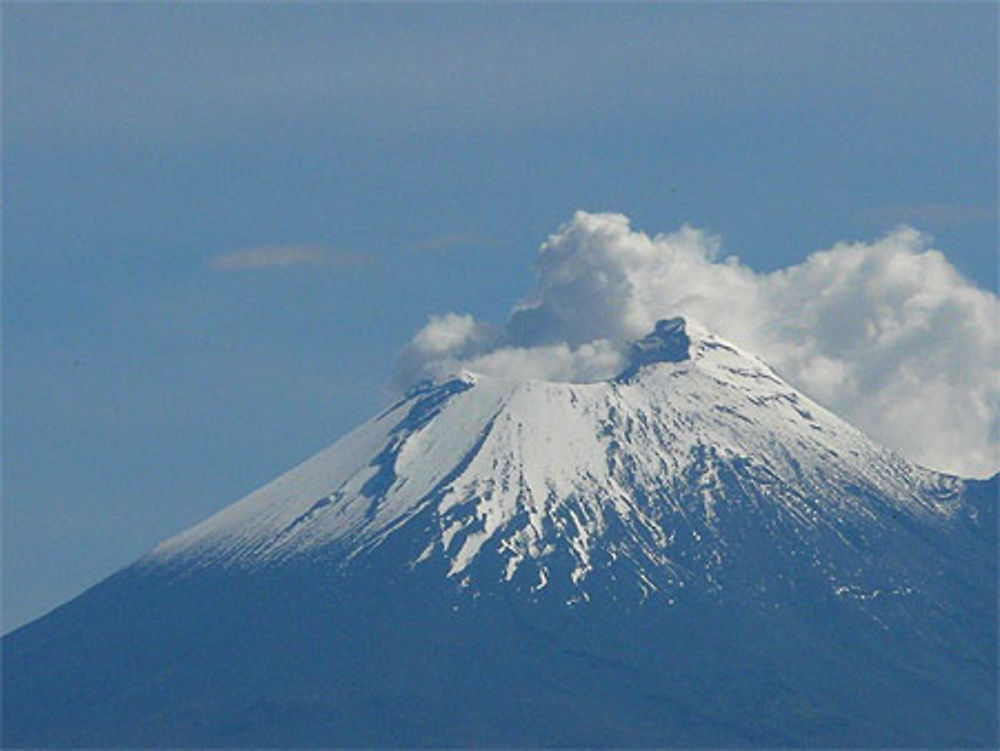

left=207, top=245, right=369, bottom=273
left=409, top=234, right=496, bottom=253
left=855, top=202, right=996, bottom=230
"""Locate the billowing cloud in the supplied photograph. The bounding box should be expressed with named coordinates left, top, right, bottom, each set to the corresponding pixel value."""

left=208, top=245, right=368, bottom=272
left=397, top=211, right=999, bottom=478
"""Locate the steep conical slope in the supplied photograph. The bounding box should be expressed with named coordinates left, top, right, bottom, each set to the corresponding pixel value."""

left=4, top=318, right=996, bottom=748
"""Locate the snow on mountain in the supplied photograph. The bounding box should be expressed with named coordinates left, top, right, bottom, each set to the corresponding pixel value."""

left=147, top=317, right=966, bottom=608
left=5, top=317, right=996, bottom=748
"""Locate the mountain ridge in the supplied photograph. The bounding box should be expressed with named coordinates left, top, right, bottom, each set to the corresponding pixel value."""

left=146, top=318, right=967, bottom=602
left=3, top=317, right=996, bottom=748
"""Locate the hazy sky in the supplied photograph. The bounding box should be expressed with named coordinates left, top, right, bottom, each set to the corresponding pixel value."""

left=4, top=3, right=997, bottom=632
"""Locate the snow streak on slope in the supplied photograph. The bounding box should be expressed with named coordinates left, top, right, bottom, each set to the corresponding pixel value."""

left=148, top=318, right=964, bottom=601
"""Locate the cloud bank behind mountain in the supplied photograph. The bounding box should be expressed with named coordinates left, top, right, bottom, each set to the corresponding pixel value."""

left=396, top=211, right=998, bottom=478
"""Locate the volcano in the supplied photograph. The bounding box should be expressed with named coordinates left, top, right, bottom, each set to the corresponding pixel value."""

left=3, top=318, right=996, bottom=748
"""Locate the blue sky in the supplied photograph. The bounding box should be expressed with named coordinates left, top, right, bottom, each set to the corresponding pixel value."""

left=3, top=3, right=996, bottom=632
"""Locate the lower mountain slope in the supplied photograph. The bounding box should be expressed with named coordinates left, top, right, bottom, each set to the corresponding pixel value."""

left=4, top=318, right=996, bottom=748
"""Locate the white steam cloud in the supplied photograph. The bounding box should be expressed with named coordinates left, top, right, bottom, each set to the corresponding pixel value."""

left=397, top=211, right=999, bottom=478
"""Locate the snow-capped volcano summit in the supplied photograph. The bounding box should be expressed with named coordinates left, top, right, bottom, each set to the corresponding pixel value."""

left=4, top=319, right=996, bottom=748
left=150, top=317, right=963, bottom=605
